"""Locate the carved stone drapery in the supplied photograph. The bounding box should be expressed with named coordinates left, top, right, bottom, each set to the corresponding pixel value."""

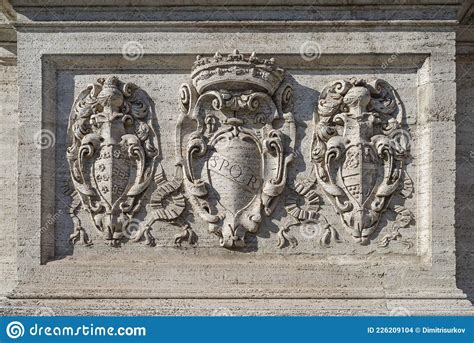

left=177, top=50, right=296, bottom=248
left=66, top=76, right=159, bottom=246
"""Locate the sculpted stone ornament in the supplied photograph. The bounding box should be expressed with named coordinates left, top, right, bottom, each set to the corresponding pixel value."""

left=130, top=166, right=195, bottom=247
left=312, top=78, right=412, bottom=245
left=280, top=179, right=342, bottom=248
left=177, top=50, right=296, bottom=248
left=66, top=76, right=159, bottom=246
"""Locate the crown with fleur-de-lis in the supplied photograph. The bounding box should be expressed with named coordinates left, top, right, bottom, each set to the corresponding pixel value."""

left=191, top=49, right=285, bottom=96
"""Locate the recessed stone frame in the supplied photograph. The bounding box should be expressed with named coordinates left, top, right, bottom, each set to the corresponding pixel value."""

left=13, top=29, right=464, bottom=302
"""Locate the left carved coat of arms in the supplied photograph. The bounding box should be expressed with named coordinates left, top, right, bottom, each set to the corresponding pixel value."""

left=177, top=50, right=296, bottom=248
left=66, top=76, right=159, bottom=246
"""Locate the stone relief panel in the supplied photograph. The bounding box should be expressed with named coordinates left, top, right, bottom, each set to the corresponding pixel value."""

left=61, top=53, right=416, bottom=254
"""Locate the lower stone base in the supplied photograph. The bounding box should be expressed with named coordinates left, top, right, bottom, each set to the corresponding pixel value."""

left=5, top=255, right=473, bottom=315
left=0, top=297, right=472, bottom=316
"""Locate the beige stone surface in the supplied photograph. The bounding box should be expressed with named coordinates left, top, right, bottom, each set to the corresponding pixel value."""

left=0, top=64, right=17, bottom=295
left=0, top=1, right=472, bottom=315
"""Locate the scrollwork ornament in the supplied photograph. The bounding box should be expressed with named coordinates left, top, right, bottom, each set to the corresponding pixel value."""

left=311, top=78, right=413, bottom=245
left=280, top=179, right=342, bottom=248
left=130, top=165, right=196, bottom=247
left=66, top=76, right=159, bottom=246
left=177, top=50, right=295, bottom=249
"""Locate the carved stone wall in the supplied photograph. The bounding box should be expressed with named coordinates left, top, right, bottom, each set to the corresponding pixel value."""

left=0, top=64, right=17, bottom=294
left=456, top=22, right=474, bottom=300
left=0, top=1, right=473, bottom=315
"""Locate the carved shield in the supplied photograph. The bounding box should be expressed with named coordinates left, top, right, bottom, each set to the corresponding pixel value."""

left=340, top=143, right=379, bottom=207
left=177, top=52, right=295, bottom=248
left=93, top=144, right=132, bottom=209
left=313, top=78, right=412, bottom=244
left=207, top=133, right=262, bottom=215
left=66, top=76, right=160, bottom=246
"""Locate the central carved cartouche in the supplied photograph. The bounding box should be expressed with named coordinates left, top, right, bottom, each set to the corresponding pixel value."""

left=177, top=50, right=296, bottom=249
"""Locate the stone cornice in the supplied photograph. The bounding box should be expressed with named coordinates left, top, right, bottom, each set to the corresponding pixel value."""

left=8, top=3, right=465, bottom=26
left=7, top=0, right=466, bottom=6
left=0, top=2, right=16, bottom=65
left=458, top=2, right=473, bottom=24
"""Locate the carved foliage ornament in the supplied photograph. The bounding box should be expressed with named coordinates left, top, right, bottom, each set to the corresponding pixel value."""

left=66, top=76, right=159, bottom=246
left=177, top=50, right=296, bottom=248
left=312, top=78, right=411, bottom=244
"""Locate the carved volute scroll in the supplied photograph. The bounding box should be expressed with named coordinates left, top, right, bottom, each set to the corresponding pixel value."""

left=177, top=50, right=296, bottom=249
left=66, top=76, right=159, bottom=246
left=312, top=78, right=412, bottom=245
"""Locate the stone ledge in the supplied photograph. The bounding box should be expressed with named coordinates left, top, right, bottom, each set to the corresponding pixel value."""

left=1, top=297, right=472, bottom=316
left=6, top=258, right=470, bottom=301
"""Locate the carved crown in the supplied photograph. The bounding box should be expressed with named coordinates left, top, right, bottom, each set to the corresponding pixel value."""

left=191, top=49, right=284, bottom=95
